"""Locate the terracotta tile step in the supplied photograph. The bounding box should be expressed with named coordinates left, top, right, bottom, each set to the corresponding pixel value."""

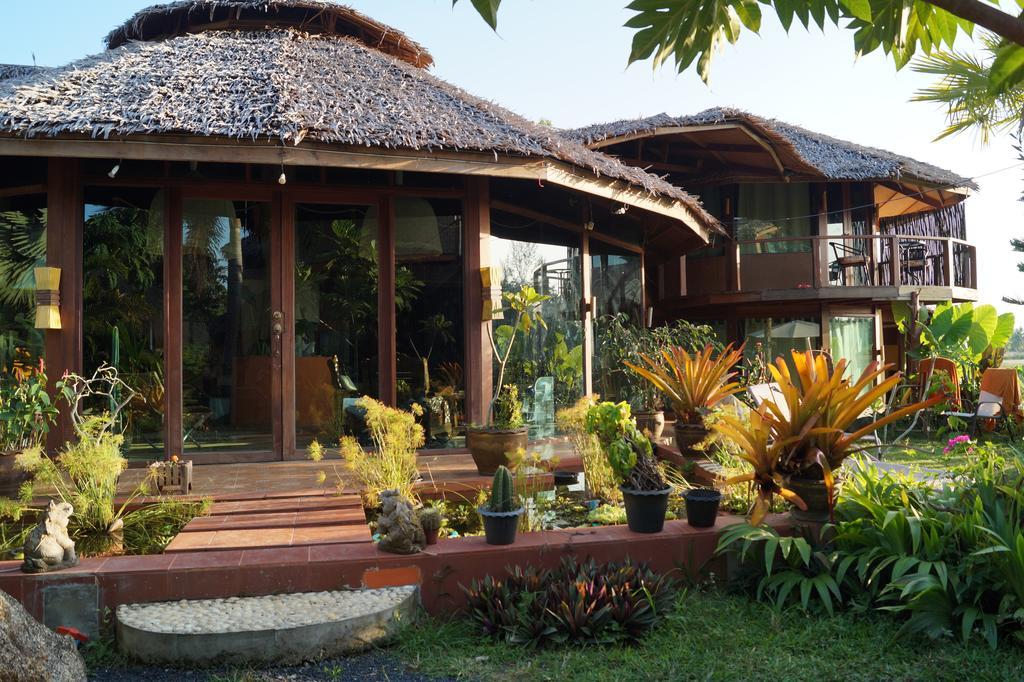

left=164, top=523, right=372, bottom=553
left=182, top=507, right=367, bottom=532
left=208, top=495, right=362, bottom=516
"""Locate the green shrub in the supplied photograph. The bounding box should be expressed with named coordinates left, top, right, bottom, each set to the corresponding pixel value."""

left=491, top=384, right=524, bottom=430
left=462, top=557, right=676, bottom=646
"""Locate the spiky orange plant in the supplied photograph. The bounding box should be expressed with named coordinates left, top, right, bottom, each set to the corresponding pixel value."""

left=625, top=344, right=745, bottom=425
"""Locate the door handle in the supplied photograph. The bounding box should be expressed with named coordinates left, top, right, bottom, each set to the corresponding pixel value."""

left=272, top=311, right=284, bottom=357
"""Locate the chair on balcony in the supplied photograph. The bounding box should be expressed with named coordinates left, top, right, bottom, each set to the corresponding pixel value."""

left=829, top=242, right=869, bottom=286
left=899, top=240, right=928, bottom=284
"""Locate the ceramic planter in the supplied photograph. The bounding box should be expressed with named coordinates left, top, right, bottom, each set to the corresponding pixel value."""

left=620, top=486, right=672, bottom=533
left=479, top=506, right=524, bottom=545
left=673, top=421, right=709, bottom=456
left=466, top=427, right=528, bottom=475
left=634, top=410, right=666, bottom=441
left=0, top=450, right=29, bottom=497
left=683, top=488, right=722, bottom=528
left=786, top=476, right=832, bottom=523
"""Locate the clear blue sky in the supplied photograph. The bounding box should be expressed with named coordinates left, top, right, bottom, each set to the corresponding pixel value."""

left=3, top=0, right=1022, bottom=312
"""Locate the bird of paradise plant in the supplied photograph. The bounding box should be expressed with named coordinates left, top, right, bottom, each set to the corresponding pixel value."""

left=625, top=343, right=745, bottom=425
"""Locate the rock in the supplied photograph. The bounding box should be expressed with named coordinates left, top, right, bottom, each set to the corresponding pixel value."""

left=375, top=490, right=425, bottom=555
left=0, top=589, right=86, bottom=682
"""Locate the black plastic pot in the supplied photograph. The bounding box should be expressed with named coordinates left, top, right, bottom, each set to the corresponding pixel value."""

left=479, top=506, right=525, bottom=545
left=553, top=470, right=578, bottom=486
left=620, top=486, right=672, bottom=533
left=683, top=488, right=722, bottom=528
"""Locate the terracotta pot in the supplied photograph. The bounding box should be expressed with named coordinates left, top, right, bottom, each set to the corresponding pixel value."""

left=786, top=476, right=832, bottom=523
left=0, top=451, right=30, bottom=498
left=673, top=422, right=709, bottom=455
left=634, top=410, right=666, bottom=441
left=466, top=427, right=528, bottom=475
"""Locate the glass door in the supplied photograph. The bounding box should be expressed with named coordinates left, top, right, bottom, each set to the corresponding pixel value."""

left=180, top=198, right=276, bottom=454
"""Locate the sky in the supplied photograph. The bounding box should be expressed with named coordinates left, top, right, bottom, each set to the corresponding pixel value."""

left=3, top=0, right=1022, bottom=313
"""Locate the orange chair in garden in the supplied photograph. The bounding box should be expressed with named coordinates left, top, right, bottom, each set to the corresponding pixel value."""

left=918, top=357, right=961, bottom=410
left=944, top=367, right=1020, bottom=438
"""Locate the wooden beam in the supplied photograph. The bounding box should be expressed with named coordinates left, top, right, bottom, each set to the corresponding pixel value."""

left=588, top=124, right=743, bottom=149
left=164, top=188, right=183, bottom=458
left=377, top=195, right=397, bottom=406
left=616, top=158, right=701, bottom=174
left=0, top=183, right=45, bottom=198
left=464, top=177, right=493, bottom=425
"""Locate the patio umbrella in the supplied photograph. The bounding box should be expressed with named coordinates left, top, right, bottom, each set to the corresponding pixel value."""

left=747, top=320, right=821, bottom=339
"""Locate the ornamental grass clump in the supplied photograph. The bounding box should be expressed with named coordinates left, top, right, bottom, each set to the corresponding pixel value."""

left=462, top=557, right=676, bottom=647
left=324, top=397, right=424, bottom=508
left=557, top=395, right=619, bottom=503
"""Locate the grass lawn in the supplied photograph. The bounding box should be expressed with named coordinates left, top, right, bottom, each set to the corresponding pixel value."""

left=395, top=590, right=1024, bottom=682
left=877, top=433, right=1017, bottom=471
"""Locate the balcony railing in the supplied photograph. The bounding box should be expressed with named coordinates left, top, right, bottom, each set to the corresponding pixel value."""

left=684, top=234, right=977, bottom=298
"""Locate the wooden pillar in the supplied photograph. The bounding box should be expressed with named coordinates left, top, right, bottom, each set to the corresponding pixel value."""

left=270, top=191, right=287, bottom=458
left=464, top=177, right=493, bottom=426
left=377, top=195, right=397, bottom=406
left=163, top=189, right=183, bottom=458
left=280, top=194, right=297, bottom=458
left=941, top=238, right=953, bottom=287
left=45, top=158, right=82, bottom=450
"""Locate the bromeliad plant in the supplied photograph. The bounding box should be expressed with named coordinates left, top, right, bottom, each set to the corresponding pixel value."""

left=584, top=401, right=665, bottom=491
left=625, top=343, right=744, bottom=425
left=714, top=350, right=938, bottom=523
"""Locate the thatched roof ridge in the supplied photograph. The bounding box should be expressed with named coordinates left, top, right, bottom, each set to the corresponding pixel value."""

left=569, top=107, right=975, bottom=190
left=0, top=64, right=46, bottom=81
left=0, top=29, right=716, bottom=231
left=106, top=0, right=434, bottom=68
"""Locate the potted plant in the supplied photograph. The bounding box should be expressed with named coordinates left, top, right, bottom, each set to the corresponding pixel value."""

left=682, top=488, right=722, bottom=528
left=585, top=401, right=670, bottom=533
left=478, top=465, right=523, bottom=545
left=0, top=357, right=60, bottom=497
left=715, top=351, right=939, bottom=523
left=418, top=506, right=442, bottom=545
left=626, top=343, right=745, bottom=455
left=467, top=285, right=549, bottom=475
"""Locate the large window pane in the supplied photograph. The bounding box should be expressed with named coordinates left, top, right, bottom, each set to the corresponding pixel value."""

left=294, top=203, right=378, bottom=448
left=741, top=317, right=821, bottom=382
left=0, top=194, right=46, bottom=370
left=83, top=188, right=164, bottom=456
left=491, top=215, right=583, bottom=438
left=830, top=316, right=875, bottom=379
left=737, top=183, right=812, bottom=254
left=182, top=200, right=272, bottom=453
left=394, top=198, right=465, bottom=448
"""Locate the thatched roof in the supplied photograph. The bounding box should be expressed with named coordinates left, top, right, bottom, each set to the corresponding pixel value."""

left=569, top=108, right=975, bottom=190
left=106, top=0, right=433, bottom=68
left=0, top=65, right=46, bottom=81
left=0, top=21, right=716, bottom=232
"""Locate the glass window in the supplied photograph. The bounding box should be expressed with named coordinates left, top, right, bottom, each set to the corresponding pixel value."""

left=394, top=198, right=465, bottom=448
left=736, top=183, right=812, bottom=254
left=83, top=188, right=164, bottom=456
left=491, top=211, right=583, bottom=438
left=0, top=194, right=46, bottom=370
left=830, top=316, right=875, bottom=380
left=741, top=317, right=822, bottom=382
left=591, top=240, right=642, bottom=324
left=182, top=199, right=272, bottom=453
left=294, top=203, right=379, bottom=449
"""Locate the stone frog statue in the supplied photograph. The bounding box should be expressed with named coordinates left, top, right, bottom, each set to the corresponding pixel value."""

left=22, top=500, right=79, bottom=573
left=376, top=489, right=425, bottom=555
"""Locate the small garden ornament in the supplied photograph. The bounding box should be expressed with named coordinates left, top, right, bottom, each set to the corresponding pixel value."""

left=21, top=500, right=79, bottom=573
left=376, top=489, right=425, bottom=554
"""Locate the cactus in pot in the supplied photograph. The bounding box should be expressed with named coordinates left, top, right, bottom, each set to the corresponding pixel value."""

left=479, top=465, right=523, bottom=545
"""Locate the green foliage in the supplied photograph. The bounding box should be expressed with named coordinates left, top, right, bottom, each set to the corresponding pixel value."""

left=594, top=314, right=721, bottom=411
left=332, top=397, right=424, bottom=508
left=487, top=285, right=550, bottom=426
left=557, top=395, right=620, bottom=503
left=586, top=503, right=628, bottom=525
left=0, top=357, right=59, bottom=451
left=461, top=558, right=677, bottom=646
left=584, top=401, right=665, bottom=490
left=487, top=465, right=516, bottom=513
left=491, top=383, right=524, bottom=430
left=625, top=344, right=744, bottom=425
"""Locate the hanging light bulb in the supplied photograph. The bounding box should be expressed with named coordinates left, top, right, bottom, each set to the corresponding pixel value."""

left=278, top=163, right=287, bottom=185
left=108, top=161, right=121, bottom=179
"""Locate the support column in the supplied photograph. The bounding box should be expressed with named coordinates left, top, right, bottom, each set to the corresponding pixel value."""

left=377, top=195, right=397, bottom=406
left=163, top=189, right=183, bottom=458
left=464, top=177, right=493, bottom=426
left=581, top=232, right=593, bottom=397
left=45, top=158, right=82, bottom=450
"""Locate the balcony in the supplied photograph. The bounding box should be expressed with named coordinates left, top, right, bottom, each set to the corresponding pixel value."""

left=679, top=234, right=978, bottom=304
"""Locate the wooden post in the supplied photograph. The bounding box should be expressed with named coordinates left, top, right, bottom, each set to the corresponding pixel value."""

left=888, top=236, right=901, bottom=287
left=45, top=158, right=82, bottom=451
left=164, top=189, right=183, bottom=458
left=377, top=195, right=397, bottom=406
left=581, top=232, right=593, bottom=397
left=727, top=240, right=741, bottom=291
left=280, top=194, right=297, bottom=458
left=941, top=238, right=953, bottom=287
left=464, top=177, right=493, bottom=426
left=969, top=244, right=978, bottom=289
